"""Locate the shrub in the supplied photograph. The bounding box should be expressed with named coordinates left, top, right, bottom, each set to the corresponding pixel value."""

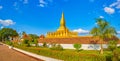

left=105, top=53, right=112, bottom=61
left=14, top=44, right=110, bottom=61
left=112, top=48, right=120, bottom=61
left=34, top=39, right=38, bottom=47
left=22, top=39, right=30, bottom=47
left=5, top=41, right=13, bottom=46
left=108, top=40, right=117, bottom=51
left=43, top=42, right=48, bottom=47
left=21, top=44, right=30, bottom=47
left=50, top=43, right=63, bottom=51
left=29, top=39, right=38, bottom=47
left=50, top=43, right=56, bottom=49
left=73, top=43, right=81, bottom=51
left=22, top=39, right=29, bottom=44
left=56, top=44, right=63, bottom=50
left=117, top=46, right=120, bottom=48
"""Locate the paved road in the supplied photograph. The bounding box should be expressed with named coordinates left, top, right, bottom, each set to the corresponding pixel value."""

left=0, top=44, right=43, bottom=61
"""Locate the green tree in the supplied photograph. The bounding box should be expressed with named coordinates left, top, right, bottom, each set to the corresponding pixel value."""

left=90, top=18, right=117, bottom=54
left=108, top=40, right=117, bottom=52
left=73, top=43, right=81, bottom=51
left=34, top=39, right=38, bottom=46
left=0, top=28, right=18, bottom=41
left=28, top=34, right=39, bottom=40
left=28, top=34, right=39, bottom=47
left=43, top=42, right=47, bottom=47
left=22, top=39, right=30, bottom=47
left=112, top=48, right=120, bottom=61
left=22, top=31, right=26, bottom=35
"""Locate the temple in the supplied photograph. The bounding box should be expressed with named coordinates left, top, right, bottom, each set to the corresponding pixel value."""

left=46, top=12, right=78, bottom=38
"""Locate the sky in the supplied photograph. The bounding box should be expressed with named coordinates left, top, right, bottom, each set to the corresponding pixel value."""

left=0, top=0, right=120, bottom=37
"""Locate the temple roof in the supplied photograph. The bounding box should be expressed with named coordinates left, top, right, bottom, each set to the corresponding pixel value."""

left=39, top=36, right=120, bottom=44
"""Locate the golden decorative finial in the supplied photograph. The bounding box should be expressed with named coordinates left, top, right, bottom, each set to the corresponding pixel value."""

left=60, top=12, right=66, bottom=28
left=56, top=12, right=67, bottom=31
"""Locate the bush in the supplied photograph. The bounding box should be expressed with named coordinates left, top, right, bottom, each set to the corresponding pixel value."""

left=5, top=41, right=13, bottom=46
left=108, top=40, right=117, bottom=51
left=22, top=39, right=29, bottom=44
left=34, top=39, right=38, bottom=46
left=117, top=46, right=120, bottom=48
left=56, top=44, right=63, bottom=50
left=15, top=45, right=107, bottom=61
left=22, top=44, right=31, bottom=47
left=50, top=43, right=63, bottom=51
left=105, top=53, right=112, bottom=61
left=112, top=48, right=120, bottom=61
left=22, top=39, right=30, bottom=47
left=103, top=48, right=110, bottom=51
left=73, top=43, right=81, bottom=51
left=43, top=42, right=48, bottom=47
left=29, top=39, right=38, bottom=47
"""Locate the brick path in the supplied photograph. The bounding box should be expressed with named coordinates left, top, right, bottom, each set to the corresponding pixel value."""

left=0, top=44, right=43, bottom=61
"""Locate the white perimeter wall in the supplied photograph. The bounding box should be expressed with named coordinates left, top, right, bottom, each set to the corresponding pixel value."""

left=38, top=43, right=120, bottom=50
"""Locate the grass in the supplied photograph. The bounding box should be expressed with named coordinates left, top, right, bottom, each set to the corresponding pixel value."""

left=13, top=44, right=112, bottom=61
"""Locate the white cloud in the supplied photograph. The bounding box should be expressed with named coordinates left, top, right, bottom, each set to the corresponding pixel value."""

left=116, top=4, right=120, bottom=9
left=104, top=0, right=120, bottom=14
left=23, top=0, right=28, bottom=4
left=1, top=26, right=4, bottom=29
left=0, top=19, right=16, bottom=26
left=117, top=31, right=120, bottom=34
left=40, top=0, right=47, bottom=4
left=13, top=2, right=20, bottom=10
left=39, top=4, right=45, bottom=7
left=99, top=16, right=104, bottom=18
left=109, top=2, right=118, bottom=7
left=0, top=6, right=3, bottom=9
left=38, top=0, right=47, bottom=7
left=109, top=0, right=120, bottom=9
left=104, top=7, right=115, bottom=14
left=73, top=28, right=89, bottom=34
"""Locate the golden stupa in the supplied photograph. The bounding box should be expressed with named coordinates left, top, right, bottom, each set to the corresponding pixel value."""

left=46, top=12, right=78, bottom=38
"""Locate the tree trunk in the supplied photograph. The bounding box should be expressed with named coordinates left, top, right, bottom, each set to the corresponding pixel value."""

left=100, top=39, right=103, bottom=54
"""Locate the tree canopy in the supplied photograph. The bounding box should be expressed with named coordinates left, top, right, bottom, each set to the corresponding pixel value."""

left=0, top=28, right=18, bottom=41
left=90, top=18, right=117, bottom=54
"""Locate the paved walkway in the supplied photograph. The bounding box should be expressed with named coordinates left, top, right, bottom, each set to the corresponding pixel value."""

left=0, top=44, right=43, bottom=61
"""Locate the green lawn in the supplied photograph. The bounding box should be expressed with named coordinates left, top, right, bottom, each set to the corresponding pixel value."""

left=14, top=44, right=112, bottom=61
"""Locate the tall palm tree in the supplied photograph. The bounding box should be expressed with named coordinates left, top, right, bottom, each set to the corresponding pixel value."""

left=90, top=18, right=117, bottom=54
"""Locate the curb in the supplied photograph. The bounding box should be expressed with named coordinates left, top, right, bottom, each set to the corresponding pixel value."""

left=13, top=47, right=62, bottom=61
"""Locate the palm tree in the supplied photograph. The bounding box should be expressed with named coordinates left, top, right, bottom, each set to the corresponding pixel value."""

left=90, top=18, right=117, bottom=54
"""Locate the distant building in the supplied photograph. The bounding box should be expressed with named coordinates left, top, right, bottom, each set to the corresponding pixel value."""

left=39, top=35, right=45, bottom=39
left=46, top=12, right=78, bottom=38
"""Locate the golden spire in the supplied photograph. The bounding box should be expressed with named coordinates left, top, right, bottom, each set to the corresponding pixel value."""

left=60, top=12, right=66, bottom=28
left=57, top=12, right=67, bottom=31
left=56, top=12, right=69, bottom=32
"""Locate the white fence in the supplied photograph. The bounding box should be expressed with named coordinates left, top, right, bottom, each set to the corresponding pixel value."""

left=38, top=43, right=120, bottom=50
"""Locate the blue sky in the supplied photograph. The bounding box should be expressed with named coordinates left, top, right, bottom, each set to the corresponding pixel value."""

left=0, top=0, right=120, bottom=37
